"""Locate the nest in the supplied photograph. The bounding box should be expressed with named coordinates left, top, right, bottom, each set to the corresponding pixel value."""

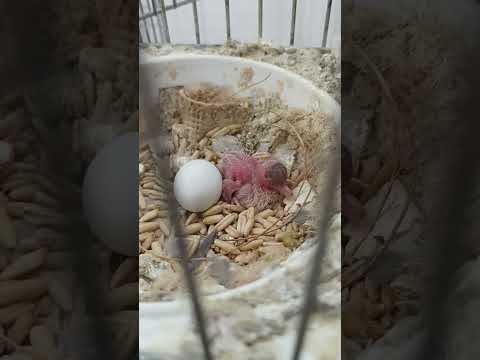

left=139, top=83, right=339, bottom=301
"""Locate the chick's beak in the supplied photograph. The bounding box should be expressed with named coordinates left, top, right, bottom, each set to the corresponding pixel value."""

left=278, top=185, right=293, bottom=198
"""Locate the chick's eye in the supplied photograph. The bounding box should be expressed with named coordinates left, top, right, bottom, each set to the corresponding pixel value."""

left=268, top=163, right=287, bottom=185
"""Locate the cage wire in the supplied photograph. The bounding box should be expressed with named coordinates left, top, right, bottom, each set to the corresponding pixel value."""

left=139, top=1, right=340, bottom=360
left=139, top=0, right=335, bottom=47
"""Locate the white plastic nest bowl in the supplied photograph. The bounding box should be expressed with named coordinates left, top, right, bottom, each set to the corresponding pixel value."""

left=139, top=52, right=341, bottom=359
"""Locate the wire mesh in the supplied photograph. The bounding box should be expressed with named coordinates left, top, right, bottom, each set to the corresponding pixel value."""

left=139, top=0, right=338, bottom=47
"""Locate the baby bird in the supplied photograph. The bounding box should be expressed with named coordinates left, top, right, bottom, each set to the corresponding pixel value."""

left=217, top=152, right=292, bottom=211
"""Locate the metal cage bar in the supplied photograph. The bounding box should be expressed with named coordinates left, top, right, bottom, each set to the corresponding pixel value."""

left=225, top=0, right=231, bottom=41
left=139, top=1, right=152, bottom=44
left=144, top=0, right=159, bottom=43
left=258, top=0, right=263, bottom=39
left=289, top=0, right=298, bottom=46
left=138, top=0, right=336, bottom=48
left=192, top=0, right=201, bottom=44
left=139, top=21, right=144, bottom=43
left=321, top=0, right=333, bottom=47
left=150, top=0, right=161, bottom=43
left=158, top=0, right=171, bottom=43
left=139, top=0, right=193, bottom=21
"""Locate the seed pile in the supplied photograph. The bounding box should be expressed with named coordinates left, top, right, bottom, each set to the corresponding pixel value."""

left=0, top=101, right=138, bottom=359
left=139, top=133, right=310, bottom=256
left=0, top=1, right=138, bottom=357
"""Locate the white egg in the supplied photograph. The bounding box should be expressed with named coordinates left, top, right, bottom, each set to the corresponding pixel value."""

left=174, top=160, right=222, bottom=212
left=82, top=132, right=137, bottom=256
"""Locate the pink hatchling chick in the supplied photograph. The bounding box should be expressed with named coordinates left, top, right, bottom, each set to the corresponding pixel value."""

left=217, top=152, right=292, bottom=211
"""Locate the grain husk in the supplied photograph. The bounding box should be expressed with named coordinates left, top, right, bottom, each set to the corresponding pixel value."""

left=243, top=207, right=255, bottom=236
left=139, top=222, right=159, bottom=234
left=257, top=209, right=275, bottom=219
left=0, top=278, right=48, bottom=307
left=105, top=282, right=138, bottom=313
left=0, top=207, right=16, bottom=248
left=185, top=213, right=198, bottom=226
left=184, top=223, right=203, bottom=235
left=215, top=213, right=238, bottom=231
left=0, top=302, right=35, bottom=325
left=225, top=226, right=241, bottom=238
left=214, top=240, right=240, bottom=255
left=201, top=204, right=223, bottom=217
left=202, top=214, right=223, bottom=225
left=0, top=248, right=47, bottom=280
left=8, top=309, right=35, bottom=345
left=239, top=239, right=263, bottom=251
left=30, top=325, right=61, bottom=360
left=139, top=209, right=159, bottom=222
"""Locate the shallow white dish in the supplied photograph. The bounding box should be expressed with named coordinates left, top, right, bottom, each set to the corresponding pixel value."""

left=139, top=51, right=340, bottom=357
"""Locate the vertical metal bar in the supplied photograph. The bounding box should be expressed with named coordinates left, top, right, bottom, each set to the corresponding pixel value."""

left=225, top=0, right=231, bottom=41
left=139, top=1, right=152, bottom=44
left=145, top=0, right=159, bottom=43
left=138, top=2, right=145, bottom=44
left=417, top=49, right=480, bottom=359
left=151, top=0, right=164, bottom=44
left=172, top=0, right=178, bottom=8
left=289, top=0, right=298, bottom=46
left=139, top=79, right=213, bottom=360
left=258, top=0, right=263, bottom=39
left=290, top=159, right=340, bottom=360
left=192, top=0, right=200, bottom=44
left=322, top=0, right=333, bottom=47
left=159, top=0, right=171, bottom=43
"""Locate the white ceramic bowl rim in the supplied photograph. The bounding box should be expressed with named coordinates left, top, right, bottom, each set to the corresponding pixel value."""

left=139, top=52, right=340, bottom=315
left=140, top=53, right=340, bottom=125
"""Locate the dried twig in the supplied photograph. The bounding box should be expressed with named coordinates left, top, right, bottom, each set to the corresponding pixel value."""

left=0, top=333, right=18, bottom=350
left=349, top=169, right=400, bottom=258
left=229, top=72, right=272, bottom=98
left=343, top=197, right=410, bottom=289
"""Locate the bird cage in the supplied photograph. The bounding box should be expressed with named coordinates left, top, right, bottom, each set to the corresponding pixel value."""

left=139, top=0, right=340, bottom=49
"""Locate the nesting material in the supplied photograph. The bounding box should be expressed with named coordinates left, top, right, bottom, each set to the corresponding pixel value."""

left=178, top=85, right=253, bottom=142
left=139, top=78, right=338, bottom=302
